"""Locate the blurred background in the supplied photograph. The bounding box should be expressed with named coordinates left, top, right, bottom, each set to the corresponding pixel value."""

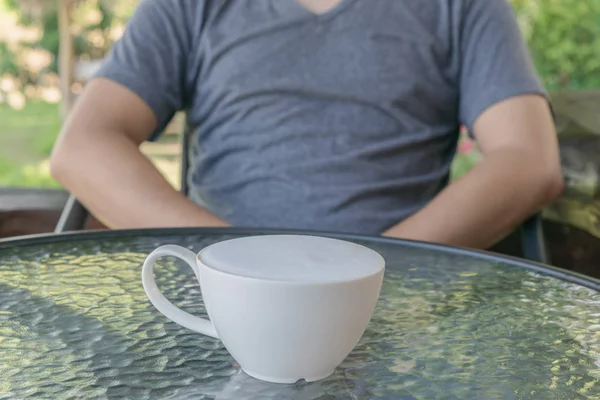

left=0, top=0, right=599, bottom=187
left=1, top=0, right=130, bottom=186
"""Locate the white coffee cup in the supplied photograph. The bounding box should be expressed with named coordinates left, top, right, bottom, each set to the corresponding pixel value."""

left=142, top=235, right=385, bottom=384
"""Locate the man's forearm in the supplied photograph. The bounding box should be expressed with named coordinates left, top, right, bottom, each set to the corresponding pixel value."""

left=51, top=130, right=228, bottom=229
left=383, top=150, right=563, bottom=249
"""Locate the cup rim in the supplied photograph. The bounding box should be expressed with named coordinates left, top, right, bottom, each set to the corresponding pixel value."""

left=196, top=235, right=385, bottom=286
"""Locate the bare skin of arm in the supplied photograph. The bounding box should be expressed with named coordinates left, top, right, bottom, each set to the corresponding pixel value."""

left=383, top=94, right=564, bottom=249
left=50, top=78, right=228, bottom=229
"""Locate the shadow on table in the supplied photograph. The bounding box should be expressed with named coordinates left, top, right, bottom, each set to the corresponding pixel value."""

left=1, top=278, right=380, bottom=399
left=0, top=283, right=234, bottom=399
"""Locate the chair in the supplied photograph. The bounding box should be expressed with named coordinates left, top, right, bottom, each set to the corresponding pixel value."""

left=54, top=125, right=551, bottom=264
left=54, top=194, right=88, bottom=232
left=521, top=213, right=550, bottom=264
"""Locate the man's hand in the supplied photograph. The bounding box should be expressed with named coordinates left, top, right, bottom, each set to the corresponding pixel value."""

left=50, top=78, right=228, bottom=229
left=383, top=94, right=563, bottom=249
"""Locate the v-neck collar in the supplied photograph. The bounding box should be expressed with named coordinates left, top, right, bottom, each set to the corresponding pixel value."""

left=274, top=0, right=359, bottom=21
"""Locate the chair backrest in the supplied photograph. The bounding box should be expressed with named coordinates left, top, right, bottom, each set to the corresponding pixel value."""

left=179, top=122, right=194, bottom=197
left=521, top=213, right=550, bottom=264
left=54, top=195, right=88, bottom=232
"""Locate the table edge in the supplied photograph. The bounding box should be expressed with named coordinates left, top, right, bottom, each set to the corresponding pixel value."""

left=1, top=227, right=598, bottom=291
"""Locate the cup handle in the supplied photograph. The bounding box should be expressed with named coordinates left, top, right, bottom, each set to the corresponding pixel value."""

left=142, top=244, right=219, bottom=339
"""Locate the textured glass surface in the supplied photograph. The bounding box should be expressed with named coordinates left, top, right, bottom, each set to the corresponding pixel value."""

left=1, top=232, right=600, bottom=399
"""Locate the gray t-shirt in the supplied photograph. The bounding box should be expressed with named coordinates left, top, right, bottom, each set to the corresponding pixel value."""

left=96, top=0, right=545, bottom=234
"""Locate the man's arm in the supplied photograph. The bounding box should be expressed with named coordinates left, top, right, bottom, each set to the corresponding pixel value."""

left=51, top=0, right=226, bottom=229
left=383, top=0, right=563, bottom=248
left=50, top=78, right=228, bottom=229
left=383, top=94, right=563, bottom=249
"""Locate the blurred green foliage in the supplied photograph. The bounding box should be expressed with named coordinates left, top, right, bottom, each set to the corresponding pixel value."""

left=0, top=43, right=19, bottom=77
left=1, top=101, right=62, bottom=156
left=1, top=0, right=600, bottom=188
left=33, top=2, right=116, bottom=74
left=511, top=0, right=600, bottom=90
left=0, top=0, right=134, bottom=79
left=1, top=0, right=600, bottom=90
left=0, top=158, right=60, bottom=187
left=0, top=101, right=62, bottom=187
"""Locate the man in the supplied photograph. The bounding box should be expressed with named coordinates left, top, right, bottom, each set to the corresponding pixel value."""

left=50, top=0, right=563, bottom=249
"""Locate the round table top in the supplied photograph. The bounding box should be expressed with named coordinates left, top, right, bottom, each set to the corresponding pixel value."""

left=1, top=228, right=599, bottom=399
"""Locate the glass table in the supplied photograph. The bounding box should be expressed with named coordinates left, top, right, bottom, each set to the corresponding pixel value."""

left=1, top=228, right=599, bottom=399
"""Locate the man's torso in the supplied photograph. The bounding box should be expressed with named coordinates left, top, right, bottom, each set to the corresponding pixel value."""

left=183, top=0, right=461, bottom=234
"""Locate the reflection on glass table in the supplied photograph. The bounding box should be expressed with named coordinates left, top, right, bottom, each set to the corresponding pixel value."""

left=1, top=228, right=599, bottom=399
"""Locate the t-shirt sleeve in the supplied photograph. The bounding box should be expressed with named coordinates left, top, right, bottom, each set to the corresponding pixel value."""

left=458, top=0, right=547, bottom=132
left=93, top=0, right=192, bottom=141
